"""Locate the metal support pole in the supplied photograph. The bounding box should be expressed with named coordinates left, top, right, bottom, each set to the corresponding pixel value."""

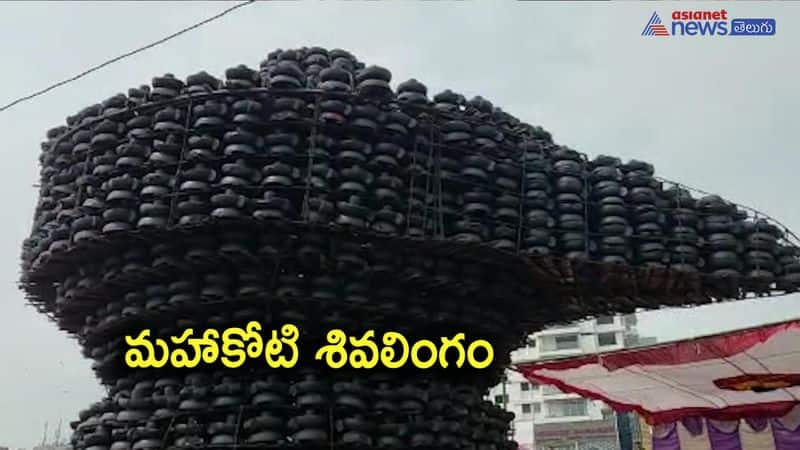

left=502, top=372, right=508, bottom=411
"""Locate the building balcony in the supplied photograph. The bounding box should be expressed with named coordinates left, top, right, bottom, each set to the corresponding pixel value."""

left=536, top=324, right=582, bottom=336
left=509, top=346, right=540, bottom=363
left=536, top=346, right=585, bottom=359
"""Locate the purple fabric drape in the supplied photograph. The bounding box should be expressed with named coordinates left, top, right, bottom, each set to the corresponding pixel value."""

left=653, top=406, right=800, bottom=450
left=707, top=420, right=742, bottom=450
left=682, top=417, right=704, bottom=436
left=772, top=417, right=800, bottom=450
left=653, top=424, right=681, bottom=450
left=745, top=417, right=769, bottom=432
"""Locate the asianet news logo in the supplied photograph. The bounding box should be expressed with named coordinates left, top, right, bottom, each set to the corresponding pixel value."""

left=642, top=10, right=776, bottom=37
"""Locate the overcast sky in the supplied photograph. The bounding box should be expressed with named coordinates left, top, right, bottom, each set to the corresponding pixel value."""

left=1, top=1, right=799, bottom=447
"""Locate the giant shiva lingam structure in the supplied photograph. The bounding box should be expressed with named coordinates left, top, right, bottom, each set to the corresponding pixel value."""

left=19, top=47, right=800, bottom=450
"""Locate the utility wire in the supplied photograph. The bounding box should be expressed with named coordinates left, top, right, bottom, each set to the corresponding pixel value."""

left=0, top=0, right=257, bottom=114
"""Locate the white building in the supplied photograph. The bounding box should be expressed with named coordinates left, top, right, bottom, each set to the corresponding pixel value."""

left=489, top=314, right=647, bottom=450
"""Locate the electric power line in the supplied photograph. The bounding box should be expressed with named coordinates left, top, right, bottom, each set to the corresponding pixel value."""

left=0, top=0, right=257, bottom=114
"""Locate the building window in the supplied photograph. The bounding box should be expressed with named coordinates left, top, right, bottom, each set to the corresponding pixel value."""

left=596, top=315, right=615, bottom=325
left=520, top=382, right=530, bottom=391
left=526, top=338, right=537, bottom=348
left=494, top=394, right=508, bottom=405
left=598, top=332, right=617, bottom=346
left=554, top=334, right=579, bottom=350
left=533, top=403, right=541, bottom=413
left=521, top=404, right=532, bottom=414
left=547, top=399, right=588, bottom=417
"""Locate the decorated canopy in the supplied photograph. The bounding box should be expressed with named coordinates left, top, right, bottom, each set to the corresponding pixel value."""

left=516, top=319, right=800, bottom=425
